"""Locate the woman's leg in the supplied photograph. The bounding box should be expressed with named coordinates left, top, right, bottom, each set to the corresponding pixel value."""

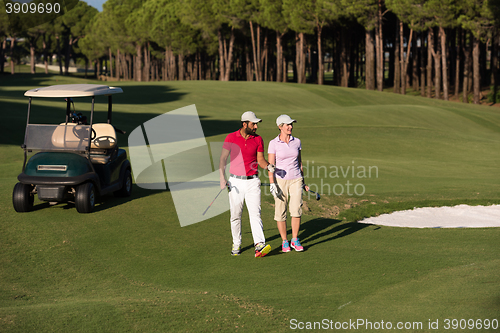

left=277, top=220, right=288, bottom=241
left=291, top=216, right=301, bottom=239
left=289, top=178, right=304, bottom=240
left=275, top=178, right=290, bottom=242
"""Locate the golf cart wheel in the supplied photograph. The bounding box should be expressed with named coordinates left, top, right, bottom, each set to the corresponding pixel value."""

left=114, top=170, right=132, bottom=197
left=75, top=182, right=96, bottom=213
left=12, top=183, right=34, bottom=212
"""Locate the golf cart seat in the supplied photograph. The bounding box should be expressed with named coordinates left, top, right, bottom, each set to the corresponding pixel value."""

left=89, top=123, right=117, bottom=164
left=52, top=123, right=117, bottom=164
left=52, top=123, right=89, bottom=150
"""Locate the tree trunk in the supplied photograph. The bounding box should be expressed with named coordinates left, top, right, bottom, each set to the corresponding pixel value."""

left=433, top=32, right=442, bottom=100
left=127, top=54, right=132, bottom=80
left=171, top=50, right=177, bottom=80
left=317, top=23, right=324, bottom=85
left=10, top=37, right=15, bottom=74
left=399, top=21, right=408, bottom=95
left=491, top=34, right=498, bottom=103
left=56, top=36, right=63, bottom=75
left=429, top=28, right=441, bottom=99
left=109, top=48, right=113, bottom=79
left=463, top=32, right=472, bottom=103
left=135, top=44, right=142, bottom=81
left=261, top=29, right=268, bottom=81
left=394, top=20, right=400, bottom=93
left=412, top=33, right=418, bottom=91
left=402, top=26, right=413, bottom=95
left=257, top=25, right=262, bottom=81
left=400, top=22, right=405, bottom=94
left=366, top=29, right=375, bottom=90
left=218, top=29, right=224, bottom=81
left=65, top=37, right=74, bottom=76
left=98, top=58, right=102, bottom=77
left=116, top=48, right=121, bottom=80
left=249, top=22, right=260, bottom=81
left=193, top=53, right=199, bottom=80
left=420, top=32, right=426, bottom=97
left=30, top=39, right=36, bottom=74
left=376, top=0, right=384, bottom=91
left=144, top=42, right=150, bottom=82
left=295, top=32, right=306, bottom=84
left=41, top=36, right=48, bottom=74
left=246, top=41, right=253, bottom=81
left=178, top=54, right=185, bottom=81
left=0, top=37, right=5, bottom=73
left=224, top=27, right=235, bottom=81
left=84, top=58, right=88, bottom=79
left=426, top=29, right=433, bottom=98
left=276, top=31, right=283, bottom=83
left=440, top=27, right=449, bottom=100
left=340, top=27, right=350, bottom=87
left=283, top=56, right=287, bottom=82
left=295, top=32, right=300, bottom=83
left=473, top=36, right=480, bottom=104
left=264, top=47, right=268, bottom=81
left=186, top=57, right=192, bottom=80
left=455, top=28, right=462, bottom=98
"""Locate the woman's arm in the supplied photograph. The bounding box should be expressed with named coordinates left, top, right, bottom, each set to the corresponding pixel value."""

left=298, top=150, right=309, bottom=191
left=268, top=153, right=276, bottom=183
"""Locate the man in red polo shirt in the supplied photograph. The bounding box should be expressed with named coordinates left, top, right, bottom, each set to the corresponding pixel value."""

left=220, top=111, right=275, bottom=257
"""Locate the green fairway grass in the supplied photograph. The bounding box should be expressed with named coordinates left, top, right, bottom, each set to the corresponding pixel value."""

left=1, top=75, right=499, bottom=332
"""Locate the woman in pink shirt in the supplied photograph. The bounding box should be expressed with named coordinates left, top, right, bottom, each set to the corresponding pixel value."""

left=268, top=115, right=309, bottom=252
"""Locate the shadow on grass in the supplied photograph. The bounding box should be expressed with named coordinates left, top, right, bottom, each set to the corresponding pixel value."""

left=243, top=217, right=370, bottom=257
left=25, top=184, right=163, bottom=213
left=299, top=218, right=370, bottom=248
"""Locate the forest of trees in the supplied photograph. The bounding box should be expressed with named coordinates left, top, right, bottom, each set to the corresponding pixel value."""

left=1, top=0, right=500, bottom=104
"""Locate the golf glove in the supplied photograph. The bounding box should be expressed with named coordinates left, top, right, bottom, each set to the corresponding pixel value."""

left=266, top=163, right=275, bottom=173
left=270, top=183, right=283, bottom=199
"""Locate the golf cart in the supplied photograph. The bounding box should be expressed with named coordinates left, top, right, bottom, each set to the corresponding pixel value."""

left=12, top=84, right=132, bottom=213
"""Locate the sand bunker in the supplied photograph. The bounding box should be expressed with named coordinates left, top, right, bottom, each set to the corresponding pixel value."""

left=359, top=204, right=500, bottom=228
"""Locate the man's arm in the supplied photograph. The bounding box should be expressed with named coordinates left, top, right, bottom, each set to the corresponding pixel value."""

left=257, top=151, right=275, bottom=173
left=220, top=148, right=230, bottom=189
left=257, top=151, right=269, bottom=169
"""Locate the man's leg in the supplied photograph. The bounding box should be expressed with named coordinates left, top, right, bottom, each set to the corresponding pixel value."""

left=245, top=178, right=265, bottom=245
left=229, top=178, right=245, bottom=247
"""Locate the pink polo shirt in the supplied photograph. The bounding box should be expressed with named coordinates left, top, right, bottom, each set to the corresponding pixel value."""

left=223, top=129, right=264, bottom=176
left=268, top=135, right=302, bottom=180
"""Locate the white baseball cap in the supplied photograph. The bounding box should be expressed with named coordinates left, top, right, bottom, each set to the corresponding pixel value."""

left=276, top=114, right=296, bottom=126
left=241, top=111, right=262, bottom=123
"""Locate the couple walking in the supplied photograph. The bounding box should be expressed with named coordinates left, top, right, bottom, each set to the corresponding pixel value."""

left=219, top=111, right=309, bottom=257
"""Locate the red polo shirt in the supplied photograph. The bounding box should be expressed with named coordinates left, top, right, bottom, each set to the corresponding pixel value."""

left=223, top=129, right=264, bottom=176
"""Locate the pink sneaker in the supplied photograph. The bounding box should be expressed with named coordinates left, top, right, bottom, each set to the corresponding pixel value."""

left=291, top=238, right=304, bottom=252
left=282, top=240, right=291, bottom=253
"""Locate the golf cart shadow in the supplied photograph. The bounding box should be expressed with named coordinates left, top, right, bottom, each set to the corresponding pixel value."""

left=28, top=183, right=144, bottom=212
left=263, top=218, right=370, bottom=256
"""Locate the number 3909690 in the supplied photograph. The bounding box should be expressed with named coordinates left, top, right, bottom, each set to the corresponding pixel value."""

left=5, top=2, right=61, bottom=14
left=444, top=319, right=498, bottom=330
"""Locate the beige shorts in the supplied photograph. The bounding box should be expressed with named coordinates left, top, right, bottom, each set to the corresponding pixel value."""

left=274, top=177, right=303, bottom=221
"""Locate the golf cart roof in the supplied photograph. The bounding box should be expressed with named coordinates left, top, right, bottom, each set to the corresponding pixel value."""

left=24, top=84, right=123, bottom=98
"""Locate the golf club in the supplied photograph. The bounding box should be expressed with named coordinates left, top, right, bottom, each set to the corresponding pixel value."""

left=262, top=183, right=320, bottom=200
left=202, top=185, right=228, bottom=216
left=304, top=186, right=321, bottom=200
